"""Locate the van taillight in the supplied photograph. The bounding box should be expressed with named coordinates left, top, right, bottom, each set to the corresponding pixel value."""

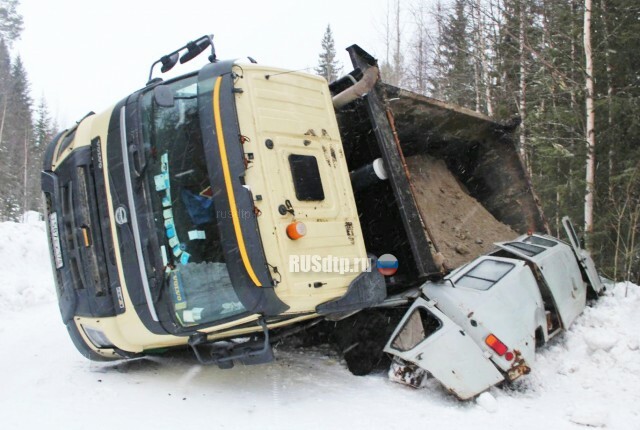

left=485, top=334, right=508, bottom=356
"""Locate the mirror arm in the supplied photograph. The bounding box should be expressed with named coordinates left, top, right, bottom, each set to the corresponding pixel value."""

left=147, top=59, right=162, bottom=85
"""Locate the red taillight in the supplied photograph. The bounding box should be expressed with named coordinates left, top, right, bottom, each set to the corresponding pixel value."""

left=485, top=334, right=508, bottom=356
left=505, top=351, right=515, bottom=361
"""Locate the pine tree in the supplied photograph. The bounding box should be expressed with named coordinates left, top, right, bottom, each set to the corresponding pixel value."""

left=2, top=55, right=33, bottom=220
left=0, top=38, right=12, bottom=219
left=315, top=24, right=342, bottom=83
left=429, top=0, right=448, bottom=100
left=439, top=0, right=475, bottom=108
left=0, top=0, right=22, bottom=46
left=34, top=97, right=52, bottom=147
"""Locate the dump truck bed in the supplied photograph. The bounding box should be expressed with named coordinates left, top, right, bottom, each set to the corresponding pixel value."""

left=332, top=45, right=548, bottom=288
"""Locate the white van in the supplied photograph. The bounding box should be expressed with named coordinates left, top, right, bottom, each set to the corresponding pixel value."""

left=384, top=219, right=603, bottom=400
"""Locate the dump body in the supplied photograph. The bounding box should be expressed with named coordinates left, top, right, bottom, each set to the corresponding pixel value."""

left=331, top=46, right=548, bottom=291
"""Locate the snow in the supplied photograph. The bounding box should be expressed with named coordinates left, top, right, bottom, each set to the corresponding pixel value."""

left=0, top=220, right=55, bottom=313
left=1, top=221, right=639, bottom=429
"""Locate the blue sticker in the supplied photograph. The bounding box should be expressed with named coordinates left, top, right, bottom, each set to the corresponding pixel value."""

left=154, top=173, right=168, bottom=191
left=180, top=252, right=191, bottom=265
left=166, top=226, right=176, bottom=238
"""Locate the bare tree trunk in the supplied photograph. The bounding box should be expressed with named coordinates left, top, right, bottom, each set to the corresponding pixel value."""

left=556, top=160, right=562, bottom=236
left=601, top=0, right=615, bottom=201
left=570, top=1, right=578, bottom=110
left=0, top=97, right=6, bottom=148
left=385, top=0, right=391, bottom=65
left=626, top=201, right=640, bottom=289
left=518, top=1, right=529, bottom=174
left=394, top=0, right=402, bottom=86
left=583, top=0, right=596, bottom=247
left=22, top=125, right=28, bottom=216
left=476, top=0, right=493, bottom=116
left=432, top=0, right=446, bottom=100
left=477, top=0, right=493, bottom=116
left=474, top=57, right=481, bottom=112
left=410, top=1, right=428, bottom=95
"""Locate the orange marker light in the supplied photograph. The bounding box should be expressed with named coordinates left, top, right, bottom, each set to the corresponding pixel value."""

left=485, top=334, right=508, bottom=356
left=81, top=226, right=92, bottom=247
left=286, top=221, right=307, bottom=240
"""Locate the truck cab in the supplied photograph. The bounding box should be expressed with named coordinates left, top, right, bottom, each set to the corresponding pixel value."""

left=42, top=37, right=382, bottom=365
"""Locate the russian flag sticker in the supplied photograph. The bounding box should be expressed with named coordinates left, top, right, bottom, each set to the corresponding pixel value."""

left=377, top=254, right=398, bottom=276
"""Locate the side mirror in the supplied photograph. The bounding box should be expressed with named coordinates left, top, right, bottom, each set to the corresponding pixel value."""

left=153, top=85, right=174, bottom=107
left=147, top=35, right=216, bottom=84
left=160, top=53, right=179, bottom=73
left=180, top=38, right=211, bottom=64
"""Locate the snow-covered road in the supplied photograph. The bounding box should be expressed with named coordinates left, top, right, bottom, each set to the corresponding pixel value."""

left=1, top=221, right=638, bottom=429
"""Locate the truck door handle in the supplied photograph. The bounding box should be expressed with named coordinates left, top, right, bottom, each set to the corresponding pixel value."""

left=129, top=144, right=145, bottom=177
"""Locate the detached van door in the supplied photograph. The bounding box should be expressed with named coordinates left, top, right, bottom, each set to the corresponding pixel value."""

left=384, top=298, right=504, bottom=400
left=562, top=216, right=604, bottom=295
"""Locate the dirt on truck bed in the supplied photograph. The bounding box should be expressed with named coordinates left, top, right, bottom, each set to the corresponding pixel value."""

left=406, top=154, right=518, bottom=269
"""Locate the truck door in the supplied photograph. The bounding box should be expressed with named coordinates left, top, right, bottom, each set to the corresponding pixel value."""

left=562, top=216, right=604, bottom=296
left=384, top=298, right=504, bottom=400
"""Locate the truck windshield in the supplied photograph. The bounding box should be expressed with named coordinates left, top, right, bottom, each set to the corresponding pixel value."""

left=140, top=76, right=246, bottom=327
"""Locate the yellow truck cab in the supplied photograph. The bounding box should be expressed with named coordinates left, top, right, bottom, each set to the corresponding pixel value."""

left=42, top=36, right=382, bottom=366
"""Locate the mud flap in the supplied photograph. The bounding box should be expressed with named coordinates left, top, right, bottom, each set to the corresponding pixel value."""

left=384, top=298, right=504, bottom=400
left=562, top=216, right=604, bottom=296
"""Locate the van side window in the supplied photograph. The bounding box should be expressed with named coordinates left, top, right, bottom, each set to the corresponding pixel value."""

left=289, top=154, right=325, bottom=201
left=456, top=259, right=514, bottom=291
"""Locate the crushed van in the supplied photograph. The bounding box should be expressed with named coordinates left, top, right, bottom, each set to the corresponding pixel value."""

left=383, top=221, right=603, bottom=399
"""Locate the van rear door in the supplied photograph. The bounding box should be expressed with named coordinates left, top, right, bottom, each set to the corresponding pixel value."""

left=562, top=216, right=604, bottom=295
left=384, top=297, right=504, bottom=400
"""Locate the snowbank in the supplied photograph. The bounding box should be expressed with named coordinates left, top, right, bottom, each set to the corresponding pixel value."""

left=0, top=220, right=638, bottom=429
left=0, top=220, right=55, bottom=312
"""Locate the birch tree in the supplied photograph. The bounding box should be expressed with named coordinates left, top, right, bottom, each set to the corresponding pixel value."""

left=583, top=0, right=595, bottom=246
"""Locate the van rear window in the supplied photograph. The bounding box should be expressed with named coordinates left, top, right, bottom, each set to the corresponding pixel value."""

left=456, top=259, right=514, bottom=291
left=289, top=154, right=325, bottom=201
left=523, top=235, right=558, bottom=248
left=505, top=242, right=546, bottom=256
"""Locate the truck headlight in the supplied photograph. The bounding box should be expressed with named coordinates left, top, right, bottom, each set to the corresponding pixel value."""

left=82, top=326, right=114, bottom=349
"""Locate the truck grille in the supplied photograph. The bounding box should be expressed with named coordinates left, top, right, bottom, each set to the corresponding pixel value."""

left=60, top=166, right=108, bottom=297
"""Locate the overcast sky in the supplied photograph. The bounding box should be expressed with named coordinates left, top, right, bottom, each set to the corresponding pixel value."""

left=15, top=0, right=397, bottom=127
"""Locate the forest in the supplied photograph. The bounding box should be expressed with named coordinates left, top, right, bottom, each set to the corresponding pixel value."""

left=317, top=0, right=639, bottom=282
left=0, top=1, right=54, bottom=223
left=0, top=0, right=637, bottom=282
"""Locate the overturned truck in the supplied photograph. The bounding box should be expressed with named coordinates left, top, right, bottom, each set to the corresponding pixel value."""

left=41, top=36, right=603, bottom=400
